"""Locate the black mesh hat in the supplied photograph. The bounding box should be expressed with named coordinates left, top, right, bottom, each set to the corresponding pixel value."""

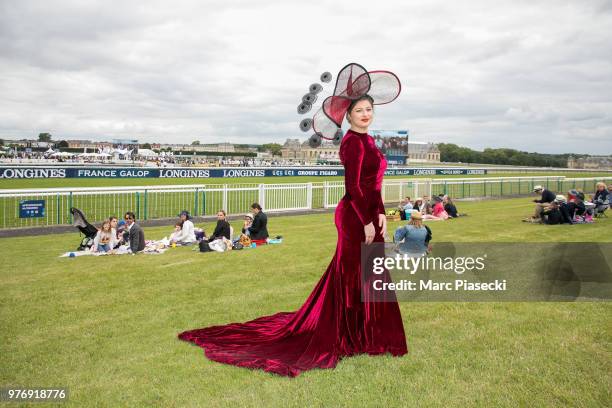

left=312, top=63, right=401, bottom=140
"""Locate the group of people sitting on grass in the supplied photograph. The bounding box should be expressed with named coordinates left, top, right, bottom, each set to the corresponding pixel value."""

left=396, top=194, right=466, bottom=222
left=166, top=202, right=274, bottom=253
left=526, top=182, right=610, bottom=225
left=91, top=212, right=145, bottom=254
left=86, top=202, right=273, bottom=255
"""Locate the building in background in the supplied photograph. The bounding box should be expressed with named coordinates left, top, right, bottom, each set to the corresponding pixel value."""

left=281, top=132, right=440, bottom=165
left=567, top=155, right=612, bottom=169
left=407, top=141, right=440, bottom=163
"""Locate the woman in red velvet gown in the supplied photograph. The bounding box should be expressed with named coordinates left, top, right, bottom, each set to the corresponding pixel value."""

left=178, top=63, right=408, bottom=377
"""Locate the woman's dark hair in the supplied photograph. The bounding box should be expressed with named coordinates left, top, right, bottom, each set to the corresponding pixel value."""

left=347, top=94, right=374, bottom=115
left=251, top=203, right=262, bottom=211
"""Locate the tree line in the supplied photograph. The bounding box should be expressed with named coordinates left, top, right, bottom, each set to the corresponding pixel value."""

left=437, top=143, right=588, bottom=168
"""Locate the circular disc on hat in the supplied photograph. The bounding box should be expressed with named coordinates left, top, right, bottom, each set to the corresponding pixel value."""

left=302, top=93, right=318, bottom=104
left=308, top=133, right=322, bottom=148
left=309, top=83, right=323, bottom=94
left=299, top=118, right=313, bottom=132
left=297, top=102, right=312, bottom=114
left=332, top=128, right=343, bottom=145
left=320, top=71, right=332, bottom=83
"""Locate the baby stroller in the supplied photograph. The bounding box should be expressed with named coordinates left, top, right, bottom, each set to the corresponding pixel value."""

left=70, top=207, right=99, bottom=250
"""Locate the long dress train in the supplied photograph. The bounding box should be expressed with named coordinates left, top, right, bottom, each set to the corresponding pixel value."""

left=178, top=129, right=408, bottom=377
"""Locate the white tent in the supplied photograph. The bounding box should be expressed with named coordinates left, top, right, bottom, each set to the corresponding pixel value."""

left=45, top=148, right=55, bottom=154
left=51, top=151, right=74, bottom=157
left=137, top=148, right=158, bottom=157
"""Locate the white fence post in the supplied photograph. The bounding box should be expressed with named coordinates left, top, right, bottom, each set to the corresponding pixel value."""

left=306, top=182, right=313, bottom=210
left=259, top=184, right=265, bottom=209
left=222, top=184, right=228, bottom=212
left=323, top=181, right=329, bottom=209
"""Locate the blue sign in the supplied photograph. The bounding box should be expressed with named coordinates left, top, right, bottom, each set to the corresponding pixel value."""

left=19, top=200, right=45, bottom=218
left=0, top=166, right=487, bottom=179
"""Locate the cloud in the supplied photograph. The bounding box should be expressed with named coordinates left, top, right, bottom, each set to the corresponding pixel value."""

left=0, top=0, right=611, bottom=154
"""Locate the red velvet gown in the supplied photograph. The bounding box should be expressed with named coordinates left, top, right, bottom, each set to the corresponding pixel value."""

left=178, top=129, right=408, bottom=377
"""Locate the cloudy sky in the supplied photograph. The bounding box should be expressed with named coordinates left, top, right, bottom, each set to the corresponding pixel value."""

left=1, top=0, right=611, bottom=154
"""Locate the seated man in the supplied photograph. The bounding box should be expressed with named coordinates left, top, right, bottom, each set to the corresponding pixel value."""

left=124, top=211, right=145, bottom=253
left=531, top=185, right=555, bottom=219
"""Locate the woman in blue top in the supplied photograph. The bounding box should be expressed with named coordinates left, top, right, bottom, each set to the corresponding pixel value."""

left=394, top=211, right=432, bottom=256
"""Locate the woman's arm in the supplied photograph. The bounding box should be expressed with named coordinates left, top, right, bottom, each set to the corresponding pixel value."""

left=393, top=226, right=406, bottom=243
left=341, top=137, right=373, bottom=226
left=91, top=231, right=101, bottom=251
left=248, top=215, right=263, bottom=234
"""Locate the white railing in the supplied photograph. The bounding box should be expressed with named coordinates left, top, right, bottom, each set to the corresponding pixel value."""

left=1, top=176, right=610, bottom=229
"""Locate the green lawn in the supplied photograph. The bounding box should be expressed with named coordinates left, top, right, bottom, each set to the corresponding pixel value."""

left=1, top=198, right=610, bottom=407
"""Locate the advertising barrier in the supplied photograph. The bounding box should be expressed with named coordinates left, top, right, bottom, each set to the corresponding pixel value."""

left=0, top=166, right=487, bottom=179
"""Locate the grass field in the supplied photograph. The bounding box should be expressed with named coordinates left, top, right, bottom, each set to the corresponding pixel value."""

left=1, top=197, right=610, bottom=407
left=1, top=171, right=611, bottom=189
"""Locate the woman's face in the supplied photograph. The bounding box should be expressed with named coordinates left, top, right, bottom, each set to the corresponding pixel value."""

left=110, top=219, right=117, bottom=228
left=347, top=99, right=373, bottom=128
left=102, top=222, right=111, bottom=232
left=597, top=185, right=605, bottom=191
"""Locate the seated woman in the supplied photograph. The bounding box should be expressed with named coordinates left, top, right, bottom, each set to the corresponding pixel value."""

left=443, top=195, right=465, bottom=218
left=567, top=190, right=587, bottom=220
left=413, top=198, right=424, bottom=215
left=241, top=203, right=269, bottom=245
left=109, top=216, right=124, bottom=248
left=591, top=182, right=609, bottom=216
left=592, top=182, right=609, bottom=203
left=208, top=210, right=231, bottom=241
left=172, top=210, right=197, bottom=245
left=91, top=219, right=117, bottom=253
left=393, top=212, right=432, bottom=256
left=423, top=196, right=449, bottom=221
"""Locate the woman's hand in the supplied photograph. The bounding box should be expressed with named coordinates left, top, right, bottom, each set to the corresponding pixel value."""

left=378, top=214, right=387, bottom=239
left=364, top=222, right=375, bottom=245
